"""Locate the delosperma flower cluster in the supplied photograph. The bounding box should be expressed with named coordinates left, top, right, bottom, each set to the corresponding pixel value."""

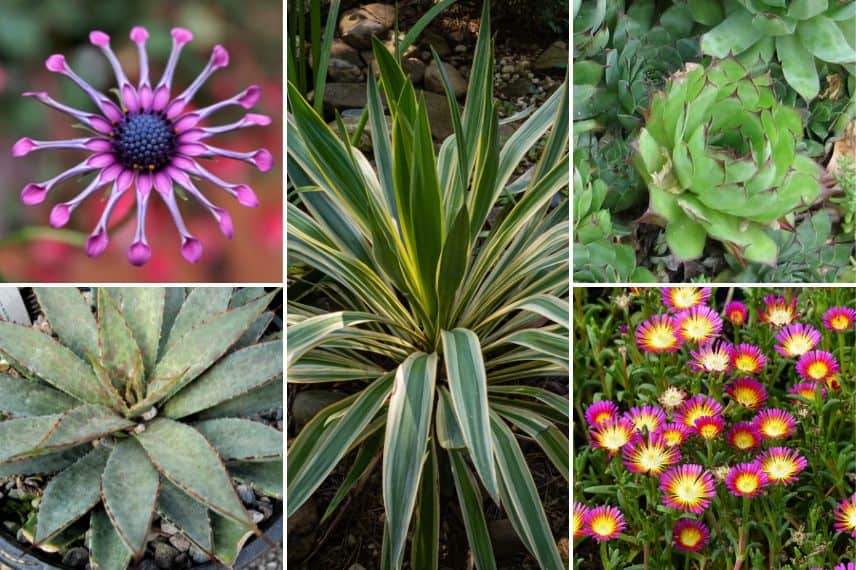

left=575, top=288, right=855, bottom=568
left=12, top=27, right=272, bottom=265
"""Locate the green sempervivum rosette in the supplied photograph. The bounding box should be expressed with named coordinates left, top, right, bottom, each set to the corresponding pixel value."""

left=695, top=0, right=856, bottom=100
left=634, top=59, right=821, bottom=264
left=0, top=288, right=282, bottom=569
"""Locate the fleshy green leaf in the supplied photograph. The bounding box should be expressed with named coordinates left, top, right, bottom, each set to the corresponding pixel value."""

left=228, top=460, right=283, bottom=498
left=134, top=419, right=252, bottom=527
left=0, top=374, right=76, bottom=417
left=101, top=438, right=160, bottom=556
left=157, top=479, right=213, bottom=552
left=33, top=288, right=98, bottom=360
left=89, top=507, right=133, bottom=570
left=35, top=446, right=109, bottom=543
left=193, top=419, right=282, bottom=462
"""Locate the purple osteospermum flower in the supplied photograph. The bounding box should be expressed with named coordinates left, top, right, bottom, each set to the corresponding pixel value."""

left=13, top=27, right=271, bottom=265
left=775, top=323, right=821, bottom=358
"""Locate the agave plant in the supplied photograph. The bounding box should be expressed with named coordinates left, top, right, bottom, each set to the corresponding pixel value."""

left=692, top=0, right=856, bottom=100
left=287, top=3, right=569, bottom=568
left=0, top=287, right=283, bottom=569
left=633, top=59, right=822, bottom=265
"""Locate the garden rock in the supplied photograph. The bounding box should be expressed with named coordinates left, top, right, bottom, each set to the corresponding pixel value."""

left=424, top=61, right=467, bottom=97
left=533, top=40, right=568, bottom=71
left=340, top=3, right=395, bottom=49
left=62, top=547, right=89, bottom=568
left=322, top=83, right=368, bottom=112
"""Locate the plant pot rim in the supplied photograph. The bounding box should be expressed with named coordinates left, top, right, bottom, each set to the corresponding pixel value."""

left=0, top=512, right=282, bottom=570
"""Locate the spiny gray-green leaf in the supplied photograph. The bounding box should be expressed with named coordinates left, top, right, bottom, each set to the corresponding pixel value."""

left=157, top=479, right=213, bottom=551
left=145, top=291, right=276, bottom=403
left=0, top=374, right=76, bottom=417
left=161, top=287, right=232, bottom=358
left=98, top=289, right=144, bottom=397
left=0, top=321, right=112, bottom=406
left=113, top=288, right=165, bottom=377
left=102, top=438, right=160, bottom=556
left=0, top=415, right=61, bottom=463
left=230, top=287, right=267, bottom=308
left=134, top=419, right=252, bottom=527
left=231, top=312, right=274, bottom=352
left=211, top=513, right=254, bottom=566
left=162, top=340, right=282, bottom=419
left=0, top=446, right=86, bottom=477
left=193, top=378, right=283, bottom=421
left=33, top=288, right=98, bottom=360
left=36, top=446, right=110, bottom=543
left=228, top=460, right=283, bottom=498
left=35, top=405, right=135, bottom=455
left=89, top=507, right=133, bottom=570
left=159, top=287, right=186, bottom=359
left=193, top=419, right=282, bottom=462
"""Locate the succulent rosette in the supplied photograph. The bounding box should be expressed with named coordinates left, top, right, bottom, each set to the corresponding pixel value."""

left=633, top=60, right=821, bottom=264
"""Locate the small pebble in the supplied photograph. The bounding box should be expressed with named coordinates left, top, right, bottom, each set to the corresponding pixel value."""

left=238, top=484, right=256, bottom=506
left=62, top=547, right=89, bottom=568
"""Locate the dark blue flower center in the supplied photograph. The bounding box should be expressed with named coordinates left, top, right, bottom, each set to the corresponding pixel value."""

left=112, top=112, right=176, bottom=171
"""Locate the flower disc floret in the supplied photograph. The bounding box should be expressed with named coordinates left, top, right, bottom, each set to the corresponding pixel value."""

left=584, top=506, right=626, bottom=542
left=796, top=350, right=840, bottom=382
left=635, top=314, right=682, bottom=353
left=725, top=463, right=768, bottom=498
left=659, top=464, right=716, bottom=514
left=672, top=519, right=709, bottom=552
left=823, top=306, right=856, bottom=332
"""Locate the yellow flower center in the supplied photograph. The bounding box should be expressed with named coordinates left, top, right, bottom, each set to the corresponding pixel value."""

left=807, top=361, right=828, bottom=380
left=591, top=516, right=616, bottom=537
left=735, top=474, right=758, bottom=494
left=680, top=528, right=702, bottom=547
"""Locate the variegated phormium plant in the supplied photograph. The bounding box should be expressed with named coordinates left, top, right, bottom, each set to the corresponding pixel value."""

left=0, top=287, right=283, bottom=569
left=287, top=3, right=569, bottom=569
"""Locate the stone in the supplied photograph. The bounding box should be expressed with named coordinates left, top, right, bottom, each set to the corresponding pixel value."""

left=62, top=547, right=89, bottom=568
left=288, top=500, right=319, bottom=536
left=424, top=61, right=467, bottom=98
left=237, top=484, right=256, bottom=506
left=422, top=90, right=456, bottom=140
left=168, top=534, right=191, bottom=552
left=340, top=3, right=395, bottom=49
left=327, top=58, right=363, bottom=82
left=154, top=542, right=179, bottom=569
left=188, top=546, right=210, bottom=565
left=502, top=77, right=537, bottom=98
left=533, top=41, right=568, bottom=71
left=322, top=83, right=368, bottom=112
left=419, top=29, right=451, bottom=57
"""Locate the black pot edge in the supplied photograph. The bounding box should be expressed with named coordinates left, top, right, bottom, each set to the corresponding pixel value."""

left=0, top=514, right=283, bottom=570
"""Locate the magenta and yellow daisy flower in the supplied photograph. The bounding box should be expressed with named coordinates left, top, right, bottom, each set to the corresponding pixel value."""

left=726, top=421, right=763, bottom=451
left=622, top=433, right=682, bottom=475
left=731, top=343, right=767, bottom=375
left=676, top=306, right=723, bottom=343
left=590, top=418, right=636, bottom=455
left=833, top=494, right=856, bottom=537
left=823, top=306, right=856, bottom=332
left=624, top=405, right=667, bottom=433
left=635, top=314, right=682, bottom=353
left=788, top=382, right=827, bottom=402
left=671, top=519, right=709, bottom=552
left=675, top=395, right=723, bottom=429
left=759, top=295, right=799, bottom=327
left=725, top=463, right=769, bottom=498
left=585, top=506, right=626, bottom=542
left=659, top=386, right=688, bottom=410
left=585, top=400, right=619, bottom=427
left=796, top=350, right=840, bottom=382
left=753, top=408, right=797, bottom=440
left=725, top=377, right=768, bottom=409
left=774, top=323, right=821, bottom=358
left=758, top=447, right=807, bottom=485
left=661, top=287, right=711, bottom=312
left=572, top=502, right=589, bottom=539
left=659, top=464, right=716, bottom=514
left=692, top=415, right=725, bottom=440
left=653, top=422, right=691, bottom=447
left=724, top=301, right=748, bottom=326
left=689, top=340, right=734, bottom=374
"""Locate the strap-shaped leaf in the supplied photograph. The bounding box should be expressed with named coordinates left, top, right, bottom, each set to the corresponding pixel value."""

left=134, top=419, right=252, bottom=527
left=193, top=419, right=282, bottom=462
left=159, top=287, right=186, bottom=359
left=33, top=288, right=98, bottom=360
left=0, top=374, right=76, bottom=417
left=435, top=387, right=465, bottom=450
left=0, top=321, right=111, bottom=405
left=158, top=479, right=213, bottom=551
left=383, top=352, right=437, bottom=569
left=35, top=446, right=110, bottom=543
left=228, top=460, right=283, bottom=499
left=321, top=430, right=384, bottom=522
left=102, top=438, right=160, bottom=556
left=287, top=311, right=380, bottom=367
left=211, top=513, right=254, bottom=566
left=490, top=413, right=563, bottom=570
left=411, top=438, right=439, bottom=570
left=161, top=287, right=232, bottom=357
left=194, top=377, right=283, bottom=421
left=503, top=329, right=569, bottom=369
left=34, top=405, right=135, bottom=455
left=288, top=374, right=393, bottom=517
left=89, top=507, right=133, bottom=570
left=145, top=291, right=276, bottom=404
left=448, top=449, right=497, bottom=570
left=0, top=446, right=86, bottom=477
left=113, top=287, right=165, bottom=377
left=440, top=329, right=499, bottom=501
left=98, top=289, right=144, bottom=398
left=162, top=340, right=282, bottom=419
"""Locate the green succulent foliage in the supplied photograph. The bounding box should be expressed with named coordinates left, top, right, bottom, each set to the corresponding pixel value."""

left=634, top=59, right=822, bottom=264
left=694, top=0, right=856, bottom=100
left=287, top=4, right=569, bottom=568
left=0, top=287, right=283, bottom=570
left=573, top=158, right=657, bottom=282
